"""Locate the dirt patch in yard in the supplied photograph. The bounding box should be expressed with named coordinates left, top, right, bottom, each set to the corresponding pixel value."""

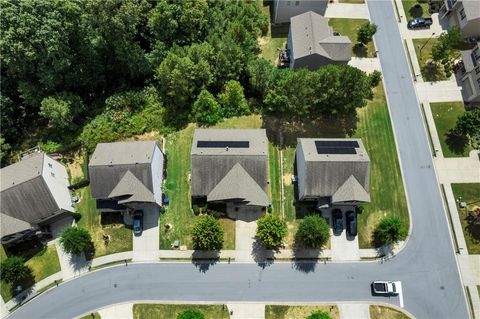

left=124, top=131, right=161, bottom=141
left=66, top=150, right=85, bottom=182
left=282, top=175, right=292, bottom=186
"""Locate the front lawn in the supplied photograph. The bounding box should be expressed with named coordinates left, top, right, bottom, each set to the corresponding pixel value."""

left=402, top=0, right=431, bottom=20
left=328, top=18, right=375, bottom=58
left=451, top=183, right=480, bottom=254
left=1, top=242, right=61, bottom=302
left=133, top=304, right=230, bottom=319
left=430, top=102, right=473, bottom=157
left=76, top=186, right=132, bottom=258
left=370, top=305, right=411, bottom=319
left=265, top=305, right=339, bottom=319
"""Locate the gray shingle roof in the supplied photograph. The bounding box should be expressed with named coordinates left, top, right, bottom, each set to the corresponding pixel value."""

left=89, top=141, right=156, bottom=166
left=108, top=171, right=155, bottom=204
left=1, top=153, right=61, bottom=237
left=297, top=138, right=370, bottom=202
left=290, top=11, right=352, bottom=62
left=89, top=141, right=160, bottom=200
left=462, top=0, right=480, bottom=20
left=331, top=175, right=370, bottom=203
left=207, top=163, right=269, bottom=206
left=191, top=129, right=268, bottom=199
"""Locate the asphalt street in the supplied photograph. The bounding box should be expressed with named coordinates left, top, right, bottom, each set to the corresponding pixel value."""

left=7, top=1, right=469, bottom=318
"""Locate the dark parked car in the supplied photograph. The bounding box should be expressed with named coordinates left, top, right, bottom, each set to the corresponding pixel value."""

left=133, top=210, right=143, bottom=236
left=407, top=17, right=433, bottom=29
left=346, top=211, right=357, bottom=237
left=332, top=209, right=343, bottom=235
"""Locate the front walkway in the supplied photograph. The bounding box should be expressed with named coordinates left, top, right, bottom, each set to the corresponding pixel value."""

left=132, top=208, right=160, bottom=262
left=339, top=304, right=370, bottom=319
left=97, top=302, right=133, bottom=319
left=415, top=80, right=463, bottom=103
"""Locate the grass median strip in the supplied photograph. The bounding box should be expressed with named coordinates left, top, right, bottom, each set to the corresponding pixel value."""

left=265, top=305, right=339, bottom=319
left=133, top=304, right=230, bottom=319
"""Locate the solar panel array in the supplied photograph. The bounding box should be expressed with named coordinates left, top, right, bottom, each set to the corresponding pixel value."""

left=197, top=141, right=250, bottom=148
left=315, top=140, right=358, bottom=155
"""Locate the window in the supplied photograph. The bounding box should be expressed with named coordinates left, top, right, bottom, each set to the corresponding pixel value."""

left=459, top=8, right=466, bottom=20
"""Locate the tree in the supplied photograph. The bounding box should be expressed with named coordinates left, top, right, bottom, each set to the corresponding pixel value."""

left=177, top=309, right=205, bottom=319
left=454, top=109, right=480, bottom=138
left=218, top=80, right=249, bottom=118
left=191, top=215, right=224, bottom=251
left=357, top=22, right=378, bottom=45
left=375, top=215, right=408, bottom=245
left=247, top=58, right=275, bottom=98
left=306, top=310, right=333, bottom=319
left=60, top=227, right=92, bottom=255
left=39, top=93, right=84, bottom=129
left=432, top=27, right=462, bottom=64
left=297, top=215, right=330, bottom=249
left=191, top=89, right=222, bottom=126
left=256, top=214, right=287, bottom=249
left=0, top=256, right=31, bottom=284
left=368, top=70, right=382, bottom=88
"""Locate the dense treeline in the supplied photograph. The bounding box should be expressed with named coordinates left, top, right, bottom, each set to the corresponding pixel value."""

left=1, top=0, right=373, bottom=165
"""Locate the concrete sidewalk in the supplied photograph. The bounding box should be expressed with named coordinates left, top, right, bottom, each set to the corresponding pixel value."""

left=348, top=58, right=381, bottom=73
left=55, top=241, right=90, bottom=280
left=415, top=80, right=463, bottom=103
left=227, top=303, right=265, bottom=319
left=339, top=304, right=370, bottom=319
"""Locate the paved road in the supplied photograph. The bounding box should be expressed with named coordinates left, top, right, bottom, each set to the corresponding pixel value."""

left=7, top=1, right=469, bottom=319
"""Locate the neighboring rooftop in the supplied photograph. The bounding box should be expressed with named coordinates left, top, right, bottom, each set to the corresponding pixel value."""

left=1, top=152, right=44, bottom=191
left=299, top=138, right=370, bottom=162
left=89, top=141, right=157, bottom=166
left=191, top=129, right=268, bottom=156
left=290, top=11, right=352, bottom=62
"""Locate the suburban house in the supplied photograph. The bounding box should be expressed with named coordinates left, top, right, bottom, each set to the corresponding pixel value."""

left=295, top=138, right=370, bottom=209
left=287, top=11, right=352, bottom=70
left=89, top=141, right=164, bottom=215
left=439, top=0, right=480, bottom=38
left=191, top=129, right=269, bottom=220
left=1, top=152, right=74, bottom=245
left=457, top=41, right=480, bottom=104
left=272, top=0, right=328, bottom=24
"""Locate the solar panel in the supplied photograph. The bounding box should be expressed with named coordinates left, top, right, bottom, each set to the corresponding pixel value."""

left=317, top=147, right=357, bottom=155
left=315, top=140, right=359, bottom=148
left=197, top=141, right=250, bottom=148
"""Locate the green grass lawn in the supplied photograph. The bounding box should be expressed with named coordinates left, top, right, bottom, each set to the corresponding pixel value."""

left=402, top=0, right=431, bottom=20
left=133, top=304, right=230, bottom=319
left=328, top=18, right=375, bottom=58
left=265, top=305, right=339, bottom=319
left=258, top=2, right=288, bottom=64
left=1, top=243, right=61, bottom=302
left=370, top=305, right=411, bottom=319
left=451, top=183, right=480, bottom=254
left=219, top=218, right=236, bottom=250
left=339, top=0, right=364, bottom=3
left=430, top=102, right=473, bottom=157
left=269, top=142, right=282, bottom=215
left=354, top=84, right=409, bottom=248
left=76, top=186, right=132, bottom=258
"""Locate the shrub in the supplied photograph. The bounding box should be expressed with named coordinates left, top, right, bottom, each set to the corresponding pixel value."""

left=306, top=310, right=333, bottom=319
left=191, top=215, right=224, bottom=250
left=297, top=215, right=330, bottom=249
left=375, top=215, right=408, bottom=245
left=256, top=214, right=287, bottom=249
left=357, top=22, right=378, bottom=45
left=0, top=256, right=31, bottom=285
left=368, top=70, right=382, bottom=87
left=177, top=309, right=205, bottom=319
left=60, top=227, right=92, bottom=255
left=71, top=212, right=82, bottom=222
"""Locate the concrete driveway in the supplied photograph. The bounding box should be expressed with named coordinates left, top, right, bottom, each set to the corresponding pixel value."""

left=132, top=207, right=159, bottom=262
left=327, top=209, right=360, bottom=261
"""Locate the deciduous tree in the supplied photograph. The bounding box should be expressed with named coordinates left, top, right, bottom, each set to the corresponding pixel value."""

left=256, top=214, right=287, bottom=249
left=191, top=89, right=222, bottom=126
left=357, top=22, right=378, bottom=45
left=218, top=80, right=250, bottom=118
left=454, top=109, right=480, bottom=138
left=0, top=256, right=31, bottom=285
left=192, top=215, right=224, bottom=251
left=297, top=215, right=330, bottom=249
left=60, top=227, right=92, bottom=255
left=177, top=309, right=205, bottom=319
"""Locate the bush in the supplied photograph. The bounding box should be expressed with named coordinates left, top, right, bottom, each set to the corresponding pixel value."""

left=0, top=256, right=31, bottom=285
left=368, top=70, right=382, bottom=87
left=375, top=215, right=408, bottom=245
left=357, top=22, right=378, bottom=45
left=191, top=215, right=224, bottom=250
left=256, top=214, right=287, bottom=249
left=60, top=227, right=92, bottom=255
left=177, top=309, right=205, bottom=319
left=306, top=310, right=333, bottom=319
left=297, top=215, right=330, bottom=249
left=71, top=212, right=82, bottom=222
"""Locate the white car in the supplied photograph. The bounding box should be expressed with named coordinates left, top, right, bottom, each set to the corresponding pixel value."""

left=372, top=281, right=400, bottom=295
